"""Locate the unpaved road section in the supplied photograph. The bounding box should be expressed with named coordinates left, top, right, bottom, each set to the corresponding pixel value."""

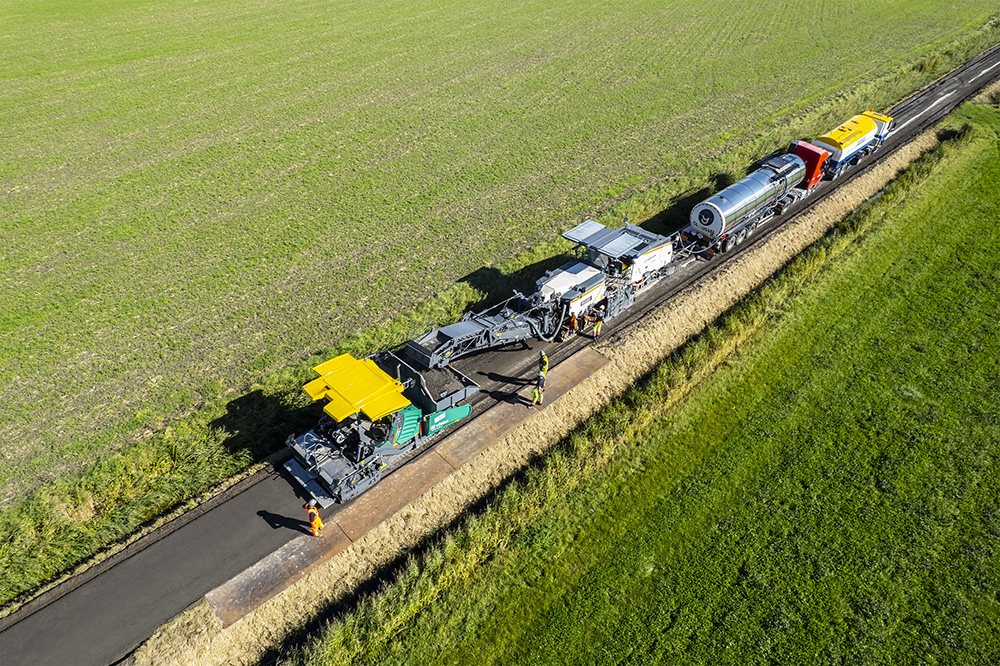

left=1, top=45, right=998, bottom=666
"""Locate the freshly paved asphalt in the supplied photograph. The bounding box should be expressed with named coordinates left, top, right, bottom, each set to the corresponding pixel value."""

left=1, top=43, right=998, bottom=666
left=0, top=472, right=313, bottom=666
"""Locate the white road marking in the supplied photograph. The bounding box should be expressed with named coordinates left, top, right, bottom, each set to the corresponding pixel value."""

left=894, top=91, right=956, bottom=132
left=969, top=60, right=1000, bottom=83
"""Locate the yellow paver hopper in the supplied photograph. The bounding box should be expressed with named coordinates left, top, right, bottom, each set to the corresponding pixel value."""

left=303, top=354, right=411, bottom=422
left=287, top=351, right=479, bottom=505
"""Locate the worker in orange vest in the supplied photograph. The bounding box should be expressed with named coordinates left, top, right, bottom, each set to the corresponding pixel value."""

left=305, top=499, right=325, bottom=537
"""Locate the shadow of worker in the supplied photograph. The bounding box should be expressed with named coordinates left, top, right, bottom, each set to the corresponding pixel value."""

left=257, top=510, right=313, bottom=536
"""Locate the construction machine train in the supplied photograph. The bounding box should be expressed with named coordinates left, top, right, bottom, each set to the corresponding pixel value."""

left=285, top=110, right=894, bottom=506
left=683, top=110, right=894, bottom=253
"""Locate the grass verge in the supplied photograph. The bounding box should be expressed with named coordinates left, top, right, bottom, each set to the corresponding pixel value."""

left=272, top=104, right=999, bottom=664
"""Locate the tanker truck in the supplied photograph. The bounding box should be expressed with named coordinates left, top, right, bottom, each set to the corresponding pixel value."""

left=682, top=110, right=892, bottom=253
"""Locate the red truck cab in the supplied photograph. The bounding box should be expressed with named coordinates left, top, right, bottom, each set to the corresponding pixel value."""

left=790, top=140, right=829, bottom=191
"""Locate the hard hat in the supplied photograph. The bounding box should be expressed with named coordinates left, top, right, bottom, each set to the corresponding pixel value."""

left=306, top=499, right=317, bottom=508
left=538, top=371, right=544, bottom=377
left=540, top=350, right=546, bottom=356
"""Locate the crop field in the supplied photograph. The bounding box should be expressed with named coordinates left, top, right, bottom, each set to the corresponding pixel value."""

left=2, top=0, right=998, bottom=510
left=278, top=103, right=1000, bottom=664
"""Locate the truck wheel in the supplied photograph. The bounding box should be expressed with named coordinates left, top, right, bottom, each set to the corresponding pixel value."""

left=723, top=237, right=736, bottom=253
left=736, top=229, right=747, bottom=246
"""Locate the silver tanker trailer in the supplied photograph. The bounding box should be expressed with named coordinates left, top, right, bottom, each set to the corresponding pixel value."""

left=685, top=141, right=828, bottom=253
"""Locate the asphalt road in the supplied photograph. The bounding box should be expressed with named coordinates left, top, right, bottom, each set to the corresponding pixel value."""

left=2, top=43, right=998, bottom=666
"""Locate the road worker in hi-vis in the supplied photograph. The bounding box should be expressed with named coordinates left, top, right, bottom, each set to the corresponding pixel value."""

left=593, top=306, right=605, bottom=339
left=539, top=350, right=549, bottom=376
left=305, top=499, right=324, bottom=536
left=530, top=384, right=544, bottom=407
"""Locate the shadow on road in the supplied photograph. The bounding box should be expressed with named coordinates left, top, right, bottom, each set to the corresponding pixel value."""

left=257, top=510, right=313, bottom=536
left=477, top=369, right=532, bottom=385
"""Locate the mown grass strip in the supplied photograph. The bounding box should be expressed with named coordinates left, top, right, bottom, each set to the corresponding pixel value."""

left=276, top=105, right=999, bottom=664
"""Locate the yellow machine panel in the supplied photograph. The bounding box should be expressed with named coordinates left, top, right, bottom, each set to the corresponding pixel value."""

left=303, top=354, right=411, bottom=422
left=815, top=114, right=878, bottom=152
left=864, top=110, right=893, bottom=125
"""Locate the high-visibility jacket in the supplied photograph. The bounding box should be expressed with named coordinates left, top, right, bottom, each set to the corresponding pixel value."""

left=307, top=505, right=325, bottom=535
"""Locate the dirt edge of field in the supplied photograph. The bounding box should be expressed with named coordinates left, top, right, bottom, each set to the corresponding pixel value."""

left=132, top=128, right=941, bottom=666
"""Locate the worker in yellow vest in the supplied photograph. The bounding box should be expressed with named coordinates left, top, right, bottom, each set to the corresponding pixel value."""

left=530, top=384, right=544, bottom=407
left=593, top=306, right=605, bottom=339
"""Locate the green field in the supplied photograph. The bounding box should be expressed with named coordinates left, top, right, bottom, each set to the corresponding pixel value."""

left=2, top=0, right=998, bottom=507
left=278, top=103, right=1000, bottom=664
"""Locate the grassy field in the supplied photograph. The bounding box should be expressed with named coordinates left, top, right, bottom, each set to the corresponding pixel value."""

left=2, top=0, right=998, bottom=503
left=2, top=0, right=1000, bottom=608
left=276, top=103, right=1000, bottom=665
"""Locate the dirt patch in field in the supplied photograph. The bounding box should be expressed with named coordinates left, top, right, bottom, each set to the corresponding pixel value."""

left=132, top=128, right=941, bottom=666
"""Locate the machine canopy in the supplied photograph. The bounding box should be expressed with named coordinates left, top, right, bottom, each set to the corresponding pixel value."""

left=303, top=354, right=411, bottom=422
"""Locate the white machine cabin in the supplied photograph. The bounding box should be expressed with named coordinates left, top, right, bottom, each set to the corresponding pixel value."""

left=563, top=219, right=673, bottom=284
left=535, top=262, right=606, bottom=317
